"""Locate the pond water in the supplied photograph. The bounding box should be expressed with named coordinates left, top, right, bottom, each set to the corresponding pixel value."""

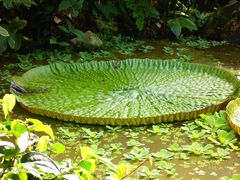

left=1, top=40, right=240, bottom=179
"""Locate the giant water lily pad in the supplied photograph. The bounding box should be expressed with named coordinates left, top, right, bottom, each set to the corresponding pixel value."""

left=12, top=59, right=240, bottom=125
left=226, top=99, right=240, bottom=136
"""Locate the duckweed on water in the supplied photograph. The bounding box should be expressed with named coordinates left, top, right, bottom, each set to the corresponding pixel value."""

left=49, top=110, right=240, bottom=179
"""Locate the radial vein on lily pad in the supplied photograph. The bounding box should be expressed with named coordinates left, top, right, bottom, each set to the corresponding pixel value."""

left=11, top=59, right=240, bottom=125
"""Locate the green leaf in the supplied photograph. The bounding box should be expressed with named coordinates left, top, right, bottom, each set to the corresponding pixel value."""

left=57, top=25, right=69, bottom=33
left=168, top=19, right=181, bottom=37
left=178, top=17, right=198, bottom=31
left=3, top=1, right=14, bottom=9
left=2, top=93, right=16, bottom=118
left=59, top=0, right=72, bottom=11
left=51, top=143, right=65, bottom=154
left=81, top=146, right=95, bottom=159
left=37, top=136, right=49, bottom=152
left=8, top=35, right=16, bottom=49
left=0, top=26, right=9, bottom=37
left=18, top=170, right=28, bottom=180
left=0, top=35, right=8, bottom=53
left=8, top=34, right=22, bottom=50
left=22, top=0, right=32, bottom=7
left=11, top=120, right=27, bottom=138
left=50, top=37, right=70, bottom=47
left=71, top=28, right=88, bottom=43
left=78, top=160, right=95, bottom=172
left=26, top=118, right=55, bottom=140
left=233, top=174, right=240, bottom=180
left=10, top=19, right=27, bottom=31
left=217, top=130, right=237, bottom=145
left=14, top=35, right=22, bottom=50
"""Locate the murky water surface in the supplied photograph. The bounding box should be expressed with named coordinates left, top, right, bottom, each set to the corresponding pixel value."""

left=1, top=41, right=240, bottom=179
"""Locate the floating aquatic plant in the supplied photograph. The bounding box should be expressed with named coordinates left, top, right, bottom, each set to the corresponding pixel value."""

left=12, top=59, right=240, bottom=125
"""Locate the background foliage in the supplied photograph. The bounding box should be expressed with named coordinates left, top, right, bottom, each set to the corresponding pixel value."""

left=0, top=0, right=233, bottom=53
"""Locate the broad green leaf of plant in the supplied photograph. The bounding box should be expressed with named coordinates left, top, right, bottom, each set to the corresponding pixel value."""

left=22, top=0, right=32, bottom=7
left=1, top=93, right=16, bottom=119
left=8, top=34, right=22, bottom=50
left=168, top=17, right=197, bottom=37
left=178, top=17, right=198, bottom=31
left=9, top=19, right=27, bottom=31
left=78, top=158, right=96, bottom=174
left=0, top=26, right=9, bottom=37
left=81, top=146, right=95, bottom=159
left=18, top=170, right=28, bottom=180
left=59, top=0, right=84, bottom=12
left=57, top=25, right=69, bottom=33
left=0, top=35, right=8, bottom=53
left=37, top=136, right=49, bottom=152
left=168, top=19, right=181, bottom=37
left=51, top=143, right=65, bottom=154
left=26, top=118, right=54, bottom=140
left=11, top=119, right=27, bottom=138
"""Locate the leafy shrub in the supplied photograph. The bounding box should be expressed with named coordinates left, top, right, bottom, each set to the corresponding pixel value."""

left=168, top=17, right=198, bottom=38
left=0, top=94, right=116, bottom=179
left=0, top=0, right=227, bottom=53
left=125, top=0, right=159, bottom=31
left=0, top=19, right=27, bottom=53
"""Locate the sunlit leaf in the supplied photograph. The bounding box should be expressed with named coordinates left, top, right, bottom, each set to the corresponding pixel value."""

left=17, top=131, right=31, bottom=152
left=26, top=118, right=55, bottom=140
left=81, top=146, right=95, bottom=159
left=21, top=163, right=42, bottom=179
left=2, top=94, right=16, bottom=119
left=11, top=119, right=27, bottom=138
left=51, top=143, right=65, bottom=154
left=112, top=163, right=130, bottom=179
left=37, top=136, right=49, bottom=152
left=0, top=26, right=9, bottom=37
left=79, top=159, right=96, bottom=173
left=21, top=152, right=60, bottom=176
left=18, top=170, right=28, bottom=180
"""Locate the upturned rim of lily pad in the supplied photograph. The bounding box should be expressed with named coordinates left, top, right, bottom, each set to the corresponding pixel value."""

left=226, top=98, right=240, bottom=136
